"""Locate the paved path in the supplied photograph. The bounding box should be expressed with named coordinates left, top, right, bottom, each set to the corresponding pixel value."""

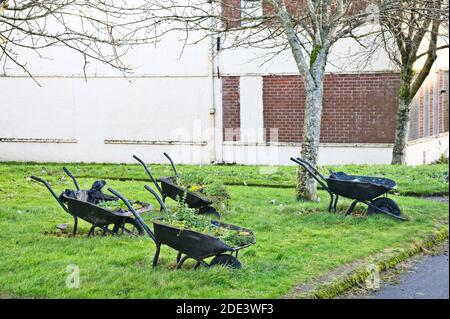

left=369, top=244, right=449, bottom=299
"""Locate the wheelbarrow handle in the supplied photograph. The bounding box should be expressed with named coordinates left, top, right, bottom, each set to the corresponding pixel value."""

left=133, top=155, right=164, bottom=197
left=107, top=187, right=158, bottom=244
left=163, top=152, right=179, bottom=177
left=296, top=157, right=328, bottom=181
left=30, top=175, right=70, bottom=213
left=63, top=167, right=80, bottom=190
left=144, top=184, right=169, bottom=213
left=290, top=157, right=332, bottom=194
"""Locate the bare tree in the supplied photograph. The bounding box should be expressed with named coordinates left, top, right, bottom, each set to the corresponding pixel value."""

left=143, top=0, right=385, bottom=200
left=376, top=0, right=449, bottom=164
left=0, top=0, right=154, bottom=84
left=268, top=0, right=380, bottom=200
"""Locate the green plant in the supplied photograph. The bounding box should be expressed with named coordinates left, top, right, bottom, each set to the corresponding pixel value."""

left=162, top=200, right=255, bottom=247
left=431, top=153, right=449, bottom=165
left=174, top=175, right=230, bottom=212
left=97, top=200, right=144, bottom=212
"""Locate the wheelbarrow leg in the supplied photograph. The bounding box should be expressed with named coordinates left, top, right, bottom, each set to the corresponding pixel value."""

left=87, top=225, right=96, bottom=237
left=73, top=217, right=78, bottom=236
left=327, top=194, right=334, bottom=212
left=194, top=261, right=202, bottom=270
left=112, top=223, right=120, bottom=235
left=345, top=200, right=358, bottom=215
left=176, top=252, right=182, bottom=264
left=333, top=196, right=339, bottom=212
left=152, top=243, right=161, bottom=268
left=176, top=256, right=189, bottom=269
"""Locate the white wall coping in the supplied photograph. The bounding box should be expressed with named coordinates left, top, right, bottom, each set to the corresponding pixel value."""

left=0, top=74, right=211, bottom=79
left=0, top=137, right=77, bottom=144
left=223, top=141, right=394, bottom=148
left=217, top=70, right=401, bottom=77
left=104, top=139, right=208, bottom=146
left=407, top=132, right=449, bottom=146
left=3, top=69, right=444, bottom=80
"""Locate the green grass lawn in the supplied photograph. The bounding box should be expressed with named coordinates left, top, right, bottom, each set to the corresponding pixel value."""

left=0, top=163, right=448, bottom=298
left=0, top=161, right=448, bottom=196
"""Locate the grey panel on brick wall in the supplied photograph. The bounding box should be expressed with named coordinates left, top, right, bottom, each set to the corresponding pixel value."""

left=424, top=81, right=430, bottom=137
left=434, top=74, right=439, bottom=135
left=408, top=98, right=420, bottom=141
left=445, top=71, right=449, bottom=132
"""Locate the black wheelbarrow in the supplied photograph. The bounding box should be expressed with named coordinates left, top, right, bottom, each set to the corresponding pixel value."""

left=133, top=153, right=221, bottom=218
left=31, top=167, right=152, bottom=236
left=108, top=186, right=255, bottom=269
left=290, top=157, right=406, bottom=221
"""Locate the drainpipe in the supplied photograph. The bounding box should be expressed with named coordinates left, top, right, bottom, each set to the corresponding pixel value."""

left=208, top=1, right=217, bottom=164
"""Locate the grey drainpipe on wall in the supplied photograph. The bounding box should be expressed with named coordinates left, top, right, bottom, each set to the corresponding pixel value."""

left=208, top=1, right=217, bottom=164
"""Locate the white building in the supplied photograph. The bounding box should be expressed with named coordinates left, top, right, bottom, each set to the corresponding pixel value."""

left=0, top=1, right=448, bottom=165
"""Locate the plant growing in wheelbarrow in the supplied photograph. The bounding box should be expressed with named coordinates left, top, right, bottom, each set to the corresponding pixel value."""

left=291, top=157, right=407, bottom=221
left=31, top=167, right=152, bottom=237
left=133, top=153, right=229, bottom=218
left=108, top=185, right=255, bottom=269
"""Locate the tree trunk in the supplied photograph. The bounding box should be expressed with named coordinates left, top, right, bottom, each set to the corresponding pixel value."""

left=391, top=79, right=412, bottom=164
left=296, top=83, right=324, bottom=200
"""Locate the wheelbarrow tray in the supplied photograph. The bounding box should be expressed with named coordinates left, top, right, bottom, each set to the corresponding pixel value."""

left=159, top=177, right=213, bottom=208
left=290, top=157, right=405, bottom=221
left=61, top=191, right=151, bottom=227
left=326, top=174, right=397, bottom=202
left=151, top=217, right=254, bottom=260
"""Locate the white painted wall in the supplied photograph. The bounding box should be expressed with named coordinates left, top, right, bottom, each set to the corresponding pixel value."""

left=222, top=143, right=394, bottom=165
left=218, top=25, right=397, bottom=76
left=220, top=132, right=449, bottom=166
left=0, top=12, right=447, bottom=165
left=406, top=132, right=449, bottom=165
left=223, top=132, right=449, bottom=165
left=0, top=76, right=212, bottom=164
left=2, top=33, right=211, bottom=77
left=239, top=76, right=264, bottom=143
left=0, top=25, right=219, bottom=164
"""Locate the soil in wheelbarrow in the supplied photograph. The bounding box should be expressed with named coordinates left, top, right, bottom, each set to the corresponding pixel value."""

left=162, top=201, right=255, bottom=248
left=173, top=175, right=230, bottom=212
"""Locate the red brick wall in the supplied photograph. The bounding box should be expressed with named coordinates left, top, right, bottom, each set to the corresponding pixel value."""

left=262, top=73, right=401, bottom=144
left=263, top=0, right=374, bottom=17
left=410, top=70, right=449, bottom=139
left=262, top=0, right=305, bottom=18
left=223, top=0, right=373, bottom=28
left=222, top=72, right=448, bottom=144
left=221, top=0, right=241, bottom=29
left=263, top=75, right=306, bottom=142
left=222, top=76, right=241, bottom=141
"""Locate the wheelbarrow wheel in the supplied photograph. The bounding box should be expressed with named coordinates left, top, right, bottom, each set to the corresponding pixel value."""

left=368, top=198, right=401, bottom=217
left=198, top=206, right=221, bottom=219
left=113, top=219, right=145, bottom=236
left=210, top=254, right=241, bottom=269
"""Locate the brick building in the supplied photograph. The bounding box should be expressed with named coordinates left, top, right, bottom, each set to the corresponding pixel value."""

left=222, top=71, right=449, bottom=146
left=0, top=0, right=448, bottom=165
left=219, top=1, right=449, bottom=165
